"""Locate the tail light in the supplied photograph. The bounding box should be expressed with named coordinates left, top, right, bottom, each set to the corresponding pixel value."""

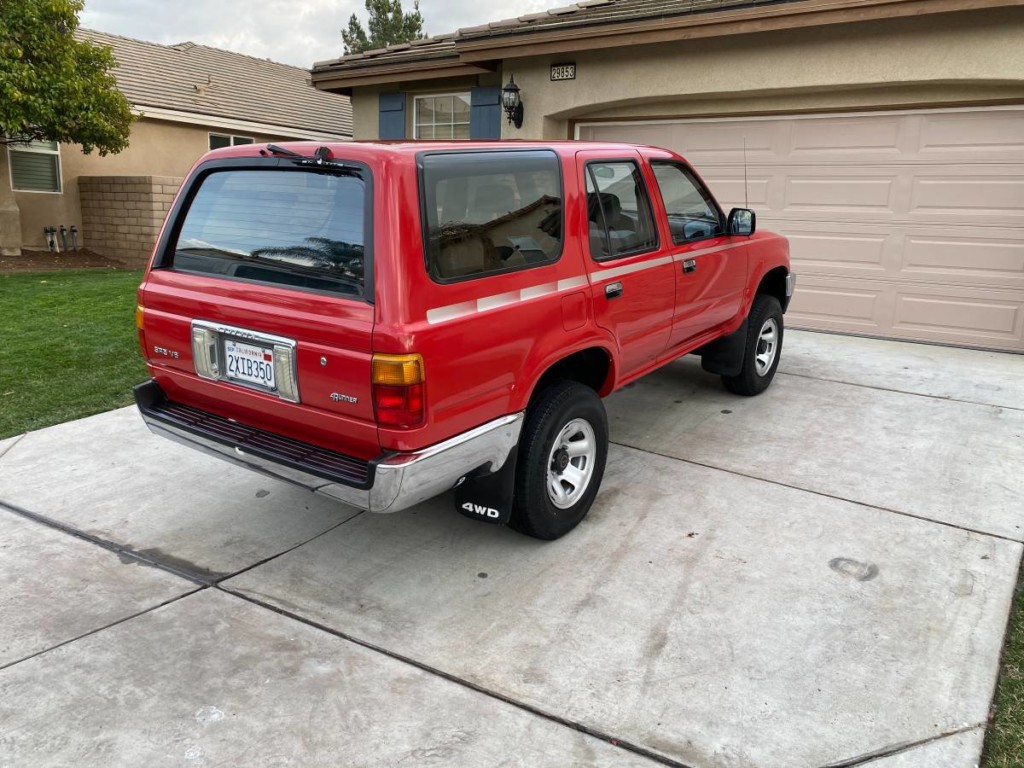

left=371, top=353, right=425, bottom=428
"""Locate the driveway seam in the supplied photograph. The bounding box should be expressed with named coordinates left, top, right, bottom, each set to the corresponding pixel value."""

left=778, top=370, right=1024, bottom=412
left=610, top=440, right=1024, bottom=545
left=818, top=723, right=985, bottom=767
left=0, top=499, right=212, bottom=585
left=0, top=433, right=25, bottom=461
left=0, top=499, right=365, bottom=587
left=217, top=586, right=688, bottom=768
left=0, top=587, right=206, bottom=674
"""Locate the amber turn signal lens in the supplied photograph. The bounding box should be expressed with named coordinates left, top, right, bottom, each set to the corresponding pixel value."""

left=135, top=304, right=145, bottom=329
left=371, top=354, right=424, bottom=386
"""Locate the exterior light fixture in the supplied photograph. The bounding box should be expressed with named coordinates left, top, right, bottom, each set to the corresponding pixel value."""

left=501, top=75, right=524, bottom=129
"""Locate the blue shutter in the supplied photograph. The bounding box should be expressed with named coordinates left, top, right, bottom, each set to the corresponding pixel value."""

left=470, top=86, right=502, bottom=140
left=378, top=92, right=406, bottom=139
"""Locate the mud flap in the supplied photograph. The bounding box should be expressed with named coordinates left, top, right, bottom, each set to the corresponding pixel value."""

left=697, top=318, right=748, bottom=377
left=454, top=446, right=518, bottom=525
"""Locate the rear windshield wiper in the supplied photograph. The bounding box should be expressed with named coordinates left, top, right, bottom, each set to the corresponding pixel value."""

left=261, top=144, right=361, bottom=176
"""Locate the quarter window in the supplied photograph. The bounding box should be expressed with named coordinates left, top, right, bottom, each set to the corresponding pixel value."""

left=420, top=150, right=562, bottom=281
left=8, top=140, right=62, bottom=193
left=651, top=161, right=724, bottom=244
left=172, top=168, right=368, bottom=298
left=414, top=94, right=471, bottom=140
left=585, top=161, right=658, bottom=260
left=209, top=134, right=255, bottom=150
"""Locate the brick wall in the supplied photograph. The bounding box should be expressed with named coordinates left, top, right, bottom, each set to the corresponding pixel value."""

left=78, top=175, right=182, bottom=266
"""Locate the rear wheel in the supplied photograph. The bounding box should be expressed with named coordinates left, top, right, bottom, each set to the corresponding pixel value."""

left=721, top=294, right=784, bottom=396
left=511, top=381, right=608, bottom=540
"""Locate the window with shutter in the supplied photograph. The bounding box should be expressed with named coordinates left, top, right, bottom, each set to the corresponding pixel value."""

left=8, top=140, right=62, bottom=193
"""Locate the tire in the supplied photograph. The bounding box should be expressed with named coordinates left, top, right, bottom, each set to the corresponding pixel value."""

left=510, top=381, right=608, bottom=540
left=721, top=294, right=784, bottom=396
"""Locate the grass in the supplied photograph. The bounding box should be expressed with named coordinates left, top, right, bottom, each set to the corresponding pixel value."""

left=0, top=269, right=146, bottom=439
left=983, top=566, right=1024, bottom=767
left=0, top=268, right=1021, bottom=765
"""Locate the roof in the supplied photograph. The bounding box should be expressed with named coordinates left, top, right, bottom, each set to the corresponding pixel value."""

left=311, top=0, right=1012, bottom=90
left=314, top=0, right=806, bottom=73
left=77, top=29, right=352, bottom=138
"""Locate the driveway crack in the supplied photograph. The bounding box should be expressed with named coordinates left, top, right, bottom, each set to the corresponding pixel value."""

left=819, top=724, right=985, bottom=767
left=0, top=433, right=25, bottom=461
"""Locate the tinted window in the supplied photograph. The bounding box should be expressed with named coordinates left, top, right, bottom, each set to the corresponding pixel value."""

left=421, top=150, right=562, bottom=281
left=651, top=162, right=723, bottom=244
left=171, top=169, right=367, bottom=298
left=585, top=161, right=658, bottom=260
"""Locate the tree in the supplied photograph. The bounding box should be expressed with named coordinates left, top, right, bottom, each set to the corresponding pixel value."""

left=0, top=0, right=133, bottom=155
left=342, top=0, right=426, bottom=55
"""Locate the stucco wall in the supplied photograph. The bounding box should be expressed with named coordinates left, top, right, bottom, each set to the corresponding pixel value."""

left=10, top=118, right=281, bottom=252
left=339, top=7, right=1024, bottom=143
left=500, top=7, right=1024, bottom=139
left=0, top=149, right=22, bottom=256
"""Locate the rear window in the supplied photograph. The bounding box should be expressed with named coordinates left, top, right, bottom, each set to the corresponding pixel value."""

left=420, top=150, right=562, bottom=281
left=170, top=168, right=368, bottom=299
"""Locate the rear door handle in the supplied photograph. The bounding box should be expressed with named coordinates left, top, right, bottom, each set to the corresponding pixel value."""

left=681, top=259, right=697, bottom=273
left=605, top=281, right=623, bottom=299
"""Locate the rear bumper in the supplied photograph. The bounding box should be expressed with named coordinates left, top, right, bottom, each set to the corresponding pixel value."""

left=784, top=272, right=796, bottom=312
left=134, top=380, right=523, bottom=513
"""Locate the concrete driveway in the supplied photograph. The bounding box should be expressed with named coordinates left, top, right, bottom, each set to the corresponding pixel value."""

left=0, top=330, right=1021, bottom=768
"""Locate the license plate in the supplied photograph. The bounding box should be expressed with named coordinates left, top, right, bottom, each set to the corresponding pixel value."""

left=225, top=338, right=276, bottom=390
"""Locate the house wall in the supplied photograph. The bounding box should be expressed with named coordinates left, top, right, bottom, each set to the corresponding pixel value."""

left=0, top=149, right=22, bottom=256
left=11, top=117, right=280, bottom=253
left=499, top=7, right=1024, bottom=139
left=345, top=8, right=1024, bottom=141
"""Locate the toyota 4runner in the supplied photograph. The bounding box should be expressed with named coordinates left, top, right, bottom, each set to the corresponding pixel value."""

left=134, top=141, right=794, bottom=539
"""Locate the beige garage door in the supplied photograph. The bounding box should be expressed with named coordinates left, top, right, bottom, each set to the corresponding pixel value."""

left=578, top=107, right=1024, bottom=352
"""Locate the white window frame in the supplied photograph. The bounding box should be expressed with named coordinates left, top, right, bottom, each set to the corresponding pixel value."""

left=208, top=133, right=255, bottom=150
left=413, top=92, right=471, bottom=140
left=7, top=140, right=63, bottom=194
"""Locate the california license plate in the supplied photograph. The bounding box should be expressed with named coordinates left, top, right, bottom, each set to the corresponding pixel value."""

left=225, top=338, right=276, bottom=390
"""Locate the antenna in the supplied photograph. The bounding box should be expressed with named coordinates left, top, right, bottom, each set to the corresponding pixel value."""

left=743, top=136, right=749, bottom=209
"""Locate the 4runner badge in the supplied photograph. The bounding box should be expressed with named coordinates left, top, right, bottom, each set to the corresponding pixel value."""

left=461, top=502, right=500, bottom=519
left=330, top=393, right=358, bottom=404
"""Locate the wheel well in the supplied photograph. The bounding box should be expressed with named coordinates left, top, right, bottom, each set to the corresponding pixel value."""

left=757, top=266, right=790, bottom=311
left=529, top=348, right=612, bottom=407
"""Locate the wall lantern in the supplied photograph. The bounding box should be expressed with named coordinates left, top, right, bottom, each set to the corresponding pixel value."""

left=501, top=75, right=524, bottom=129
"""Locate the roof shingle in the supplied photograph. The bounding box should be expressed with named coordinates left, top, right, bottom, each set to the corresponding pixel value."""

left=79, top=29, right=352, bottom=138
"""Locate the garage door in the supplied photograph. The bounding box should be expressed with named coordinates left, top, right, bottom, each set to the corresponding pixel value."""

left=577, top=107, right=1024, bottom=352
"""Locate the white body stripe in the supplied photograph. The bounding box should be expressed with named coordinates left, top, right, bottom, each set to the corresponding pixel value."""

left=424, top=241, right=747, bottom=325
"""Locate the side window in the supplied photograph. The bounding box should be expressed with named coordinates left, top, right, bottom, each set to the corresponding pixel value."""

left=420, top=150, right=562, bottom=281
left=585, top=161, right=658, bottom=260
left=651, top=161, right=724, bottom=244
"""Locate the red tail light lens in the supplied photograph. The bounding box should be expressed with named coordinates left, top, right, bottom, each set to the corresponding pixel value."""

left=371, top=354, right=425, bottom=428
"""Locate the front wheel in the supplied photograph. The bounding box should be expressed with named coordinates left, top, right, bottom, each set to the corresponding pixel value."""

left=510, top=381, right=608, bottom=540
left=721, top=294, right=784, bottom=396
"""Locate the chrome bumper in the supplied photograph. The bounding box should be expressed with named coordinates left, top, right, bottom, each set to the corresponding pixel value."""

left=785, top=272, right=796, bottom=297
left=135, top=381, right=523, bottom=514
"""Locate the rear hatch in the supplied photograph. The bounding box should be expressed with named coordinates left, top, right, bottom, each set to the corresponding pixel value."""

left=139, top=154, right=380, bottom=460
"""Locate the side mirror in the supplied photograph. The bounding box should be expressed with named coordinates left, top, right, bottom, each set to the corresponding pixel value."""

left=727, top=208, right=756, bottom=236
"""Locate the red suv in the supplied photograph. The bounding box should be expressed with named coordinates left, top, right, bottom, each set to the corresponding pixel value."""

left=134, top=141, right=793, bottom=539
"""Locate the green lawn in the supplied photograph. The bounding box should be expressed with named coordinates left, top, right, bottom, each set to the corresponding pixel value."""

left=0, top=269, right=146, bottom=439
left=0, top=268, right=1020, bottom=765
left=984, top=569, right=1024, bottom=767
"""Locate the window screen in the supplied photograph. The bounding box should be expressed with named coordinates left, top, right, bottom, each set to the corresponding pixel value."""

left=421, top=150, right=562, bottom=281
left=171, top=169, right=368, bottom=298
left=585, top=161, right=658, bottom=260
left=651, top=162, right=723, bottom=244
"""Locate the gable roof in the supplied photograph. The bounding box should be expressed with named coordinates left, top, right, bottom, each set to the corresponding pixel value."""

left=78, top=29, right=352, bottom=138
